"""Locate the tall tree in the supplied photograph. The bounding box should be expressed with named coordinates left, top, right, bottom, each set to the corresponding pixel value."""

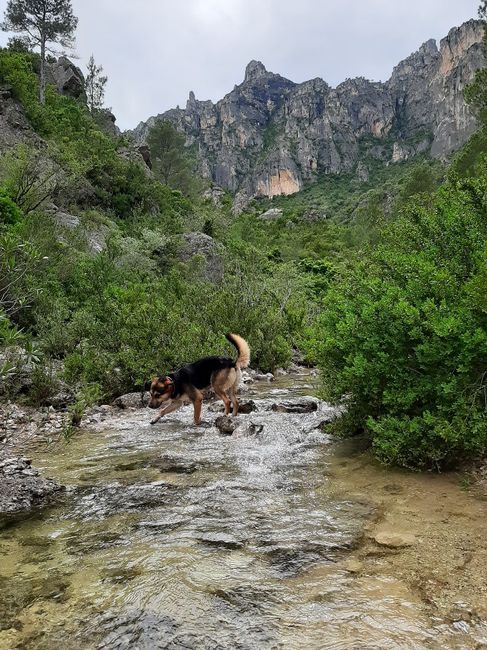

left=85, top=54, right=107, bottom=113
left=1, top=0, right=78, bottom=105
left=147, top=120, right=195, bottom=194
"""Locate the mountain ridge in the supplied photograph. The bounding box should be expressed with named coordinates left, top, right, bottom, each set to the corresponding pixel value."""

left=131, top=19, right=484, bottom=207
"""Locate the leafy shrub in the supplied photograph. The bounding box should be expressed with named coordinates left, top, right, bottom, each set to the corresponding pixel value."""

left=313, top=174, right=487, bottom=469
left=0, top=188, right=22, bottom=227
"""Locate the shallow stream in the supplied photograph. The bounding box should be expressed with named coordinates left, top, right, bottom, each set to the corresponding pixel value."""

left=1, top=372, right=486, bottom=649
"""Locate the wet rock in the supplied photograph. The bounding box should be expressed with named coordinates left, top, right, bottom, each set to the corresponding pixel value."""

left=0, top=457, right=64, bottom=518
left=344, top=559, right=364, bottom=574
left=254, top=372, right=274, bottom=382
left=101, top=566, right=142, bottom=584
left=215, top=415, right=237, bottom=435
left=373, top=531, right=416, bottom=548
left=240, top=370, right=254, bottom=384
left=113, top=392, right=149, bottom=409
left=71, top=483, right=178, bottom=519
left=135, top=515, right=188, bottom=532
left=152, top=455, right=198, bottom=474
left=234, top=421, right=264, bottom=437
left=96, top=610, right=179, bottom=649
left=197, top=531, right=245, bottom=550
left=237, top=399, right=258, bottom=414
left=272, top=396, right=319, bottom=413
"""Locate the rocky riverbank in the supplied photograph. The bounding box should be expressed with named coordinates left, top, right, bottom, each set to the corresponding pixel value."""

left=0, top=366, right=321, bottom=519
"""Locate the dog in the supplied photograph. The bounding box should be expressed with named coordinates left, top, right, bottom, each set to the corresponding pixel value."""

left=148, top=333, right=250, bottom=426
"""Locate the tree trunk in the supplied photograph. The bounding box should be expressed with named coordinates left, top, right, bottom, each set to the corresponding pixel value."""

left=40, top=37, right=46, bottom=105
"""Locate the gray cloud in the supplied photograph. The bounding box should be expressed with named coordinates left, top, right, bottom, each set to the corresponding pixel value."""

left=0, top=0, right=480, bottom=129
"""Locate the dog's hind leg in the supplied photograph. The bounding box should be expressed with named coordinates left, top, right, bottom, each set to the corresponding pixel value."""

left=214, top=388, right=231, bottom=415
left=229, top=386, right=238, bottom=416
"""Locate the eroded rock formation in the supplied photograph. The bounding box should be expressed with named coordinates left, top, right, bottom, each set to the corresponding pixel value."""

left=131, top=20, right=484, bottom=206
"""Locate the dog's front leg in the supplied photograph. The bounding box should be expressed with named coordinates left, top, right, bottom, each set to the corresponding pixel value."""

left=193, top=397, right=203, bottom=425
left=150, top=400, right=183, bottom=425
left=150, top=401, right=173, bottom=425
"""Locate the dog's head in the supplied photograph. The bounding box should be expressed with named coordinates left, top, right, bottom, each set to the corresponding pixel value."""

left=148, top=376, right=174, bottom=409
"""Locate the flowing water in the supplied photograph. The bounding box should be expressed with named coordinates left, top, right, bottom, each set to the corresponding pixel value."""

left=1, top=372, right=486, bottom=649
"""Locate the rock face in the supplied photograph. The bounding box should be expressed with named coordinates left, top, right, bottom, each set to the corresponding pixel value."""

left=131, top=21, right=484, bottom=206
left=48, top=56, right=86, bottom=100
left=176, top=232, right=224, bottom=281
left=0, top=457, right=64, bottom=517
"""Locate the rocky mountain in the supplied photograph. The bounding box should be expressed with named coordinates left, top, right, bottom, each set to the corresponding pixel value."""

left=131, top=20, right=484, bottom=207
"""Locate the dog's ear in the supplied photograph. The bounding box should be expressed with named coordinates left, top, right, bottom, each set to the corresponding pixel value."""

left=144, top=379, right=153, bottom=391
left=164, top=377, right=174, bottom=386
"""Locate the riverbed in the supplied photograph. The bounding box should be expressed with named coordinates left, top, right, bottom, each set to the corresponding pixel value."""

left=1, top=372, right=486, bottom=649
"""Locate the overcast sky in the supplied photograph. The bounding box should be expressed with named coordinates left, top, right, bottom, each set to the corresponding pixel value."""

left=0, top=0, right=480, bottom=130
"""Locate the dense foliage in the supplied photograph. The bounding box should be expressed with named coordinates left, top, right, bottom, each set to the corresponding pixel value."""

left=311, top=176, right=487, bottom=469
left=0, top=47, right=310, bottom=405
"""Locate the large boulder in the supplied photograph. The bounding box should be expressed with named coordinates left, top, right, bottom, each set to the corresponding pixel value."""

left=113, top=392, right=150, bottom=409
left=258, top=208, right=283, bottom=221
left=178, top=232, right=224, bottom=281
left=47, top=207, right=113, bottom=255
left=49, top=57, right=86, bottom=99
left=0, top=457, right=64, bottom=517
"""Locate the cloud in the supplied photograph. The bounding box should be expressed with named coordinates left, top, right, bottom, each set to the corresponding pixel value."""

left=0, top=0, right=479, bottom=129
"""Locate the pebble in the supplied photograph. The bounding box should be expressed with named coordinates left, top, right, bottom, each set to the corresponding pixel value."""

left=373, top=531, right=416, bottom=548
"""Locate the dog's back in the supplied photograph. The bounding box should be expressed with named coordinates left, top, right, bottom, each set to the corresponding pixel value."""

left=171, top=356, right=235, bottom=392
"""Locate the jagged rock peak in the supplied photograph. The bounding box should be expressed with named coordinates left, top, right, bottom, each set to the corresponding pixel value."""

left=129, top=19, right=484, bottom=207
left=245, top=60, right=268, bottom=82
left=419, top=39, right=439, bottom=56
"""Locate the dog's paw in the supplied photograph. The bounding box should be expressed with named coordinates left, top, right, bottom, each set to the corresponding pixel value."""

left=150, top=419, right=159, bottom=425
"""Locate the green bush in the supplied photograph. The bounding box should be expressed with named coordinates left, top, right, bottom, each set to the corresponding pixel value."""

left=313, top=173, right=487, bottom=469
left=0, top=188, right=22, bottom=227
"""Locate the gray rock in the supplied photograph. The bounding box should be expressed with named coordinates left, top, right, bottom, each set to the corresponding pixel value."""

left=137, top=144, right=152, bottom=169
left=254, top=372, right=275, bottom=382
left=113, top=392, right=149, bottom=409
left=271, top=397, right=319, bottom=413
left=203, top=185, right=226, bottom=206
left=215, top=415, right=237, bottom=435
left=48, top=56, right=85, bottom=100
left=258, top=208, right=283, bottom=221
left=177, top=232, right=224, bottom=281
left=197, top=531, right=244, bottom=550
left=48, top=207, right=111, bottom=255
left=234, top=421, right=264, bottom=437
left=0, top=457, right=64, bottom=517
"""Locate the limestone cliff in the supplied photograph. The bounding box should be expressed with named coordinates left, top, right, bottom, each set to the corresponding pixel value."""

left=131, top=20, right=484, bottom=205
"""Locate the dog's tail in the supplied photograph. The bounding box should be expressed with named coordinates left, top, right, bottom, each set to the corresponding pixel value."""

left=226, top=333, right=250, bottom=369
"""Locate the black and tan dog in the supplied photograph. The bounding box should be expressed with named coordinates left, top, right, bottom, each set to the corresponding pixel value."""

left=148, top=333, right=250, bottom=425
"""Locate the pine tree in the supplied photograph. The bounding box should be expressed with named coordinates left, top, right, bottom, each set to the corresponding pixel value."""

left=85, top=55, right=108, bottom=113
left=1, top=0, right=78, bottom=105
left=147, top=120, right=195, bottom=193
